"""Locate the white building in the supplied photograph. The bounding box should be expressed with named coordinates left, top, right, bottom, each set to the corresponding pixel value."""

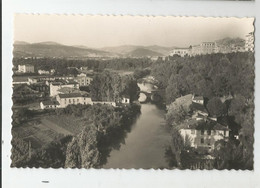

left=74, top=73, right=93, bottom=86
left=40, top=100, right=60, bottom=109
left=38, top=70, right=50, bottom=75
left=180, top=119, right=229, bottom=151
left=245, top=32, right=254, bottom=52
left=192, top=95, right=204, bottom=105
left=121, top=95, right=130, bottom=104
left=18, top=64, right=34, bottom=73
left=40, top=92, right=117, bottom=109
left=170, top=48, right=190, bottom=57
left=56, top=93, right=93, bottom=108
left=50, top=80, right=79, bottom=97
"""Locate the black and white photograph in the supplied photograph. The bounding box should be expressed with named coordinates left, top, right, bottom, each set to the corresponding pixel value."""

left=11, top=15, right=254, bottom=170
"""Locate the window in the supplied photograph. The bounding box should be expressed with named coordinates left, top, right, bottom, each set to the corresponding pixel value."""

left=201, top=138, right=204, bottom=144
left=201, top=130, right=204, bottom=135
left=191, top=129, right=195, bottom=134
left=207, top=130, right=211, bottom=135
left=69, top=99, right=71, bottom=103
left=77, top=99, right=79, bottom=102
left=224, top=130, right=226, bottom=136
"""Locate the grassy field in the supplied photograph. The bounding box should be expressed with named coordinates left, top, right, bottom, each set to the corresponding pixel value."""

left=13, top=120, right=64, bottom=149
left=12, top=113, right=88, bottom=150
left=44, top=115, right=86, bottom=135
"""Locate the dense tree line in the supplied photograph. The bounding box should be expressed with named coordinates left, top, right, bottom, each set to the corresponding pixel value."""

left=11, top=103, right=141, bottom=168
left=160, top=52, right=254, bottom=170
left=13, top=57, right=152, bottom=76
left=90, top=71, right=140, bottom=102
left=152, top=52, right=254, bottom=104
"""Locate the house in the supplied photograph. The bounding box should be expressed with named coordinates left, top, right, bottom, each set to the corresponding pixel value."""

left=56, top=93, right=93, bottom=108
left=38, top=70, right=50, bottom=75
left=18, top=64, right=34, bottom=73
left=50, top=80, right=79, bottom=97
left=74, top=73, right=93, bottom=86
left=40, top=100, right=60, bottom=109
left=180, top=118, right=230, bottom=152
left=28, top=77, right=38, bottom=85
left=121, top=95, right=130, bottom=104
left=192, top=95, right=204, bottom=105
left=92, top=101, right=116, bottom=107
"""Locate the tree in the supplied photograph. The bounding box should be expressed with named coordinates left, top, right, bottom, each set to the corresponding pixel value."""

left=206, top=97, right=227, bottom=117
left=65, top=126, right=101, bottom=168
left=166, top=102, right=190, bottom=128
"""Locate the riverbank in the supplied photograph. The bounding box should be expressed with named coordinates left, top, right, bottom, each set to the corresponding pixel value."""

left=104, top=103, right=171, bottom=169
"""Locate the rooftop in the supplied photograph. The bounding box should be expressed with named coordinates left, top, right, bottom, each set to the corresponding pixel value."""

left=193, top=96, right=204, bottom=100
left=181, top=118, right=229, bottom=131
left=192, top=102, right=208, bottom=114
left=58, top=93, right=82, bottom=98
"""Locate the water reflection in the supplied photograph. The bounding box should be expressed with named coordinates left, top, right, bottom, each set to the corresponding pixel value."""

left=103, top=103, right=171, bottom=169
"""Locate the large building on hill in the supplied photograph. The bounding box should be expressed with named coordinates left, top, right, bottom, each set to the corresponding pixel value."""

left=200, top=42, right=217, bottom=54
left=245, top=32, right=254, bottom=52
left=171, top=40, right=246, bottom=57
left=18, top=64, right=34, bottom=73
left=170, top=48, right=190, bottom=57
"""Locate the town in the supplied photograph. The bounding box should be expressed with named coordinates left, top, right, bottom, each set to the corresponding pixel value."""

left=11, top=16, right=254, bottom=170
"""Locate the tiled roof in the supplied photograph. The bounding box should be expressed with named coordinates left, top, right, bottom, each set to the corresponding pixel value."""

left=182, top=119, right=229, bottom=131
left=193, top=96, right=204, bottom=100
left=192, top=102, right=208, bottom=114
left=58, top=93, right=82, bottom=98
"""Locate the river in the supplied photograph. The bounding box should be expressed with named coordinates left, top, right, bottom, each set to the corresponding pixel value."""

left=104, top=103, right=171, bottom=169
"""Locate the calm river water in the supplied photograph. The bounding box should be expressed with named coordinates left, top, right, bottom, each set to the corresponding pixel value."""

left=104, top=103, right=171, bottom=169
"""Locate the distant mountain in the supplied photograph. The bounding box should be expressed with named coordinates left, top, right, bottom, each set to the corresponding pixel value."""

left=101, top=45, right=174, bottom=56
left=127, top=48, right=163, bottom=57
left=100, top=45, right=143, bottom=55
left=14, top=41, right=30, bottom=45
left=144, top=45, right=175, bottom=56
left=216, top=37, right=245, bottom=47
left=13, top=41, right=113, bottom=58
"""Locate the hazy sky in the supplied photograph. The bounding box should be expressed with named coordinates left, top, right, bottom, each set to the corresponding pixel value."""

left=14, top=15, right=254, bottom=48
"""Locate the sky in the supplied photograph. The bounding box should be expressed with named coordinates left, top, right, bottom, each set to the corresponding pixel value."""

left=14, top=15, right=254, bottom=48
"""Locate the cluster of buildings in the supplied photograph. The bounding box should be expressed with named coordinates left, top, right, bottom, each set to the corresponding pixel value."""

left=40, top=92, right=130, bottom=109
left=170, top=33, right=254, bottom=57
left=178, top=94, right=230, bottom=153
left=13, top=64, right=132, bottom=110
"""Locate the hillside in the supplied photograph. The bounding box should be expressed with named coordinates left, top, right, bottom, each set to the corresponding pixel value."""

left=13, top=42, right=113, bottom=58
left=216, top=37, right=245, bottom=47
left=127, top=48, right=163, bottom=57
left=101, top=45, right=174, bottom=56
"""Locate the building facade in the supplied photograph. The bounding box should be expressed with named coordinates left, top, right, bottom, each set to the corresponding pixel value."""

left=170, top=48, right=190, bottom=57
left=56, top=93, right=93, bottom=108
left=18, top=64, right=34, bottom=73
left=38, top=70, right=50, bottom=75
left=74, top=73, right=93, bottom=86
left=180, top=119, right=229, bottom=151
left=49, top=80, right=79, bottom=97
left=245, top=32, right=254, bottom=52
